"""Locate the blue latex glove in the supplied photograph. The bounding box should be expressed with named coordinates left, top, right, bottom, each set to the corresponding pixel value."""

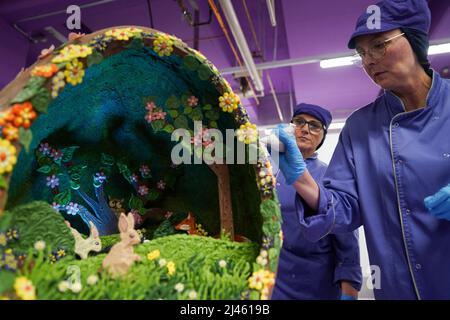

left=341, top=294, right=357, bottom=300
left=276, top=124, right=306, bottom=185
left=424, top=183, right=450, bottom=220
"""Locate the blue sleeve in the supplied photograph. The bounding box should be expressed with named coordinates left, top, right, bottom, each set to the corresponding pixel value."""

left=331, top=230, right=362, bottom=291
left=296, top=125, right=363, bottom=242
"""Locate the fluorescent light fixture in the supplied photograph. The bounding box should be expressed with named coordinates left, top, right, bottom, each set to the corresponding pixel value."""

left=320, top=42, right=450, bottom=69
left=320, top=56, right=358, bottom=69
left=428, top=43, right=450, bottom=56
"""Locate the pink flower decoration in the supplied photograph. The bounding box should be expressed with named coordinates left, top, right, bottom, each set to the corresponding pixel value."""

left=187, top=96, right=198, bottom=107
left=146, top=102, right=156, bottom=112
left=191, top=128, right=214, bottom=147
left=165, top=211, right=173, bottom=219
left=157, top=180, right=166, bottom=190
left=145, top=113, right=154, bottom=123
left=139, top=165, right=150, bottom=176
left=153, top=111, right=166, bottom=120
left=51, top=149, right=63, bottom=161
left=191, top=134, right=202, bottom=147
left=138, top=185, right=149, bottom=196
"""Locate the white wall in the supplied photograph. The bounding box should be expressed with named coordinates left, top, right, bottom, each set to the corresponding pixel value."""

left=317, top=130, right=375, bottom=299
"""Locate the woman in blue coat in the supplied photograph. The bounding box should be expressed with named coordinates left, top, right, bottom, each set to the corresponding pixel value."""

left=272, top=103, right=362, bottom=300
left=276, top=0, right=450, bottom=299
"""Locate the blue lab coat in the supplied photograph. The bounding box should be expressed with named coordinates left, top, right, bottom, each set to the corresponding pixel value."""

left=296, top=72, right=450, bottom=299
left=272, top=154, right=362, bottom=300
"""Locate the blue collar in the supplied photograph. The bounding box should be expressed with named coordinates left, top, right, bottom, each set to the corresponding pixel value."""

left=306, top=152, right=318, bottom=161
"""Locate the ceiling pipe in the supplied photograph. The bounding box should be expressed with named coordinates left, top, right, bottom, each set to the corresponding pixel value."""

left=44, top=26, right=67, bottom=43
left=208, top=0, right=261, bottom=104
left=218, top=0, right=264, bottom=92
left=266, top=73, right=283, bottom=122
left=266, top=0, right=276, bottom=27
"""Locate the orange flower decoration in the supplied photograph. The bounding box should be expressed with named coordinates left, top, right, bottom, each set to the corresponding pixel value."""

left=32, top=64, right=58, bottom=78
left=11, top=102, right=37, bottom=129
left=2, top=124, right=19, bottom=141
left=0, top=110, right=15, bottom=127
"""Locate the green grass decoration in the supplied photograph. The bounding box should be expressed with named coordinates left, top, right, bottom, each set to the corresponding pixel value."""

left=15, top=234, right=258, bottom=300
left=0, top=201, right=74, bottom=255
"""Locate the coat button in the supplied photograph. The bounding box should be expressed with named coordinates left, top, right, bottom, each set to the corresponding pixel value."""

left=416, top=264, right=422, bottom=270
left=406, top=209, right=411, bottom=215
left=393, top=122, right=399, bottom=128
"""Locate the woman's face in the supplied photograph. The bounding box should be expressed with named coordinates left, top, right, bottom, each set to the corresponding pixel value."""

left=355, top=29, right=418, bottom=91
left=293, top=113, right=324, bottom=156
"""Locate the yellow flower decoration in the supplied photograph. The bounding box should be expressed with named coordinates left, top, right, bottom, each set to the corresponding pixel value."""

left=147, top=249, right=160, bottom=261
left=248, top=270, right=265, bottom=291
left=153, top=34, right=174, bottom=57
left=14, top=277, right=36, bottom=300
left=51, top=71, right=66, bottom=98
left=127, top=27, right=143, bottom=34
left=0, top=233, right=7, bottom=246
left=52, top=44, right=93, bottom=63
left=219, top=92, right=240, bottom=113
left=236, top=122, right=258, bottom=144
left=167, top=261, right=176, bottom=276
left=105, top=27, right=142, bottom=41
left=195, top=223, right=208, bottom=236
left=248, top=269, right=275, bottom=292
left=64, top=59, right=85, bottom=86
left=0, top=139, right=17, bottom=174
left=57, top=248, right=66, bottom=258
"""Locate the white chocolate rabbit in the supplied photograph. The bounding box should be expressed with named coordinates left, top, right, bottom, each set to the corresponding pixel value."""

left=102, top=212, right=141, bottom=278
left=65, top=220, right=102, bottom=259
